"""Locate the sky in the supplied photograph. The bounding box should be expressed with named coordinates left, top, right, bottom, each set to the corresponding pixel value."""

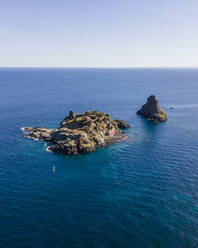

left=0, top=0, right=198, bottom=68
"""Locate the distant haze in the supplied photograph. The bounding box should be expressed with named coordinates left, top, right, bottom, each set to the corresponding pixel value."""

left=0, top=0, right=198, bottom=68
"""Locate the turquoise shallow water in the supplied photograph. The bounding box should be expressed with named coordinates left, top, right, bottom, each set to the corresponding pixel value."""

left=0, top=68, right=198, bottom=247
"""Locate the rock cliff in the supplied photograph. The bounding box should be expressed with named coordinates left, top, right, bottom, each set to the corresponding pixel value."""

left=137, top=95, right=168, bottom=122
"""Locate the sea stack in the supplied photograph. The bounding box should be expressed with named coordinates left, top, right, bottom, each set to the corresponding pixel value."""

left=137, top=95, right=168, bottom=122
left=21, top=111, right=130, bottom=155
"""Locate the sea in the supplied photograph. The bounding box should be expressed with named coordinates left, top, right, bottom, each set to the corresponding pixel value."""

left=0, top=68, right=198, bottom=248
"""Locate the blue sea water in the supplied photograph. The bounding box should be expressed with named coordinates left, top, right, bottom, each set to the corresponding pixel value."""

left=0, top=68, right=198, bottom=248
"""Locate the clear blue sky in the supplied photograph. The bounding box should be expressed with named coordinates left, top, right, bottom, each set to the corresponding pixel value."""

left=0, top=0, right=198, bottom=67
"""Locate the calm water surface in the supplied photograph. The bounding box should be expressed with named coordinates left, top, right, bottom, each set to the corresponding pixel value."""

left=0, top=68, right=198, bottom=248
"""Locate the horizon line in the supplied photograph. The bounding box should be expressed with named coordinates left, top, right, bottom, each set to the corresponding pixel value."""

left=0, top=66, right=198, bottom=69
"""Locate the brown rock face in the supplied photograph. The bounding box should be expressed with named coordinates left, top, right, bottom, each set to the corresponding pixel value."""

left=21, top=111, right=130, bottom=155
left=137, top=95, right=168, bottom=122
left=114, top=119, right=130, bottom=129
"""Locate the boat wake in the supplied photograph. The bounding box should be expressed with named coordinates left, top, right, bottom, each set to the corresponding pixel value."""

left=168, top=104, right=198, bottom=109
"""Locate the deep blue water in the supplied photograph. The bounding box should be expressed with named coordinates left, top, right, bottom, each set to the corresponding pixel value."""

left=1, top=68, right=198, bottom=248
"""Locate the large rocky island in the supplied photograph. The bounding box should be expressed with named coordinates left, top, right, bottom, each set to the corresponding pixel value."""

left=137, top=95, right=168, bottom=122
left=21, top=111, right=130, bottom=155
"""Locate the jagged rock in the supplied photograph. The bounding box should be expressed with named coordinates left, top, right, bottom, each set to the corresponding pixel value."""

left=69, top=110, right=74, bottom=117
left=114, top=119, right=130, bottom=129
left=21, top=111, right=130, bottom=155
left=137, top=95, right=168, bottom=122
left=21, top=127, right=53, bottom=141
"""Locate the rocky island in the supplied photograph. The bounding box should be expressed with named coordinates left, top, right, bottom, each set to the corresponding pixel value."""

left=21, top=111, right=130, bottom=155
left=137, top=95, right=168, bottom=122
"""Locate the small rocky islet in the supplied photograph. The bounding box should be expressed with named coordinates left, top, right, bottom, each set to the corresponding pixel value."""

left=137, top=95, right=168, bottom=122
left=21, top=95, right=168, bottom=155
left=22, top=110, right=130, bottom=155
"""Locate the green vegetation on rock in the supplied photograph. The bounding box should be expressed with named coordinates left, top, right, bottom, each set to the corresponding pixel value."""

left=22, top=110, right=130, bottom=155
